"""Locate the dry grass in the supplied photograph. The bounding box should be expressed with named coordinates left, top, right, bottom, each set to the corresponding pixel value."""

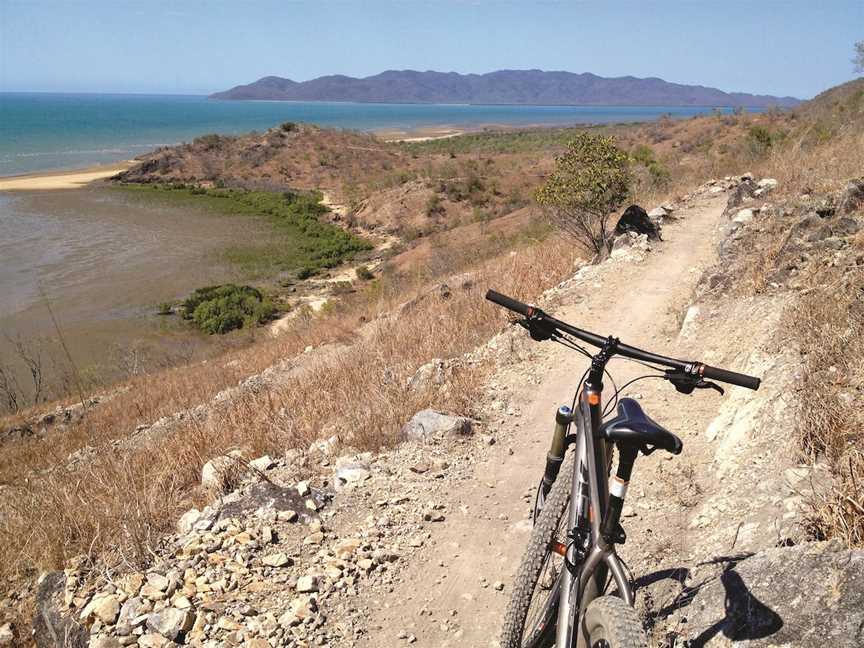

left=707, top=115, right=864, bottom=546
left=0, top=235, right=580, bottom=592
left=792, top=266, right=864, bottom=546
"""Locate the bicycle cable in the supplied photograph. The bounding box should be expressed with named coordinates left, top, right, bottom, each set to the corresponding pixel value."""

left=601, top=374, right=668, bottom=417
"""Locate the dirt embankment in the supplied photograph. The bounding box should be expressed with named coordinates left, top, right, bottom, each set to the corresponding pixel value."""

left=16, top=176, right=863, bottom=648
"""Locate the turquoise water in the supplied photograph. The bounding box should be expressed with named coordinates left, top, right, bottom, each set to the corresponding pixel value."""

left=0, top=93, right=734, bottom=177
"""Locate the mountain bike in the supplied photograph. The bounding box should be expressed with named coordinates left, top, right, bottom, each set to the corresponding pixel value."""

left=486, top=290, right=761, bottom=648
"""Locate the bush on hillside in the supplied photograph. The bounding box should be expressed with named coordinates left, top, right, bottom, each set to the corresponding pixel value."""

left=536, top=132, right=632, bottom=260
left=182, top=284, right=275, bottom=334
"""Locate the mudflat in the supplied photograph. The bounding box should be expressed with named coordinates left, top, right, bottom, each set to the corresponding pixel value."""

left=0, top=187, right=274, bottom=385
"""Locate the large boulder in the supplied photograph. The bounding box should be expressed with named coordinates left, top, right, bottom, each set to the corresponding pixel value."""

left=653, top=541, right=864, bottom=646
left=615, top=205, right=662, bottom=241
left=400, top=410, right=472, bottom=442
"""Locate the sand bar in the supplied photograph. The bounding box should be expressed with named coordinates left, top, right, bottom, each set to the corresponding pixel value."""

left=0, top=162, right=133, bottom=191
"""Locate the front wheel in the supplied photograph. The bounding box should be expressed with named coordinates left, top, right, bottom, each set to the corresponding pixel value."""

left=500, top=452, right=574, bottom=648
left=583, top=596, right=647, bottom=648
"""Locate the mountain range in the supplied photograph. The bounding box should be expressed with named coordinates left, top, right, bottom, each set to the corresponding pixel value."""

left=211, top=69, right=800, bottom=108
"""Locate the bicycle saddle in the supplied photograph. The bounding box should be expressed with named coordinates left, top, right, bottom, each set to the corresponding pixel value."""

left=599, top=398, right=683, bottom=455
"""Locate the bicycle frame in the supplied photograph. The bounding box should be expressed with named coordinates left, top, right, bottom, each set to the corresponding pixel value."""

left=555, top=351, right=634, bottom=648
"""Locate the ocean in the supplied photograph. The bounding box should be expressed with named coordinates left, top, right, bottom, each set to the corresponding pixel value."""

left=0, top=93, right=732, bottom=176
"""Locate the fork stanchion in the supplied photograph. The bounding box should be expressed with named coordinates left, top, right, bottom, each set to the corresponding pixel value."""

left=540, top=405, right=572, bottom=497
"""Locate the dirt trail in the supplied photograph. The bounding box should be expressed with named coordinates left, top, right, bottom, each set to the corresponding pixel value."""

left=357, top=193, right=730, bottom=647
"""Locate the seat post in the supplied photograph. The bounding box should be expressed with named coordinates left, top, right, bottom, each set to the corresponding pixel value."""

left=600, top=445, right=638, bottom=544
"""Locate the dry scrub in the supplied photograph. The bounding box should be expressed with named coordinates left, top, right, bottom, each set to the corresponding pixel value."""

left=792, top=258, right=864, bottom=546
left=707, top=104, right=864, bottom=546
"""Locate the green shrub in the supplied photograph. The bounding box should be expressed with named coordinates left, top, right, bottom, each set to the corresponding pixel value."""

left=280, top=122, right=298, bottom=132
left=630, top=144, right=656, bottom=166
left=536, top=132, right=632, bottom=260
left=356, top=265, right=374, bottom=281
left=425, top=193, right=444, bottom=217
left=746, top=125, right=785, bottom=156
left=156, top=302, right=173, bottom=316
left=193, top=134, right=224, bottom=150
left=182, top=284, right=275, bottom=334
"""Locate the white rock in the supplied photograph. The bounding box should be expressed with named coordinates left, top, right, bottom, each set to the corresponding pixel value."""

left=138, top=634, right=170, bottom=648
left=176, top=508, right=202, bottom=535
left=308, top=435, right=339, bottom=456
left=407, top=358, right=447, bottom=391
left=757, top=178, right=778, bottom=189
left=117, top=597, right=151, bottom=630
left=249, top=455, right=275, bottom=472
left=80, top=594, right=120, bottom=624
left=647, top=206, right=668, bottom=218
left=0, top=624, right=14, bottom=647
left=733, top=208, right=754, bottom=224
left=296, top=575, right=319, bottom=593
left=145, top=607, right=194, bottom=641
left=279, top=596, right=316, bottom=626
left=334, top=463, right=371, bottom=490
left=145, top=573, right=170, bottom=592
left=262, top=553, right=292, bottom=568
left=400, top=410, right=472, bottom=442
left=679, top=306, right=701, bottom=338
left=200, top=451, right=243, bottom=493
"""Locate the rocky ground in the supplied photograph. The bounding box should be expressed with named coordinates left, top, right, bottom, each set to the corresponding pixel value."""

left=12, top=176, right=864, bottom=648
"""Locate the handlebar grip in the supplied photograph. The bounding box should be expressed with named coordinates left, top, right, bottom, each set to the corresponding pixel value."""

left=701, top=364, right=761, bottom=391
left=485, top=290, right=533, bottom=317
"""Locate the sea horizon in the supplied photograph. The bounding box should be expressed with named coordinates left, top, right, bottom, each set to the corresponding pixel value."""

left=0, top=92, right=741, bottom=177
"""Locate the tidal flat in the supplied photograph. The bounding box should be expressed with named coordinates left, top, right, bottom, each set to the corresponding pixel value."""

left=0, top=186, right=282, bottom=395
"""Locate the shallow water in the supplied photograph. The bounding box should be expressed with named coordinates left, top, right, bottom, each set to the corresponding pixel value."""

left=0, top=188, right=271, bottom=395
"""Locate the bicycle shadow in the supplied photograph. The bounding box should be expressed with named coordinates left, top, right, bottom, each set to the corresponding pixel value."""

left=636, top=555, right=783, bottom=646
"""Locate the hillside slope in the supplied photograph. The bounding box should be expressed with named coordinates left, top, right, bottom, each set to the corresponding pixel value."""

left=211, top=69, right=800, bottom=107
left=32, top=177, right=864, bottom=648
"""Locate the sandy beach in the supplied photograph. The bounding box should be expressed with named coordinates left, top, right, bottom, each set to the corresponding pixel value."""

left=377, top=126, right=465, bottom=143
left=0, top=162, right=133, bottom=191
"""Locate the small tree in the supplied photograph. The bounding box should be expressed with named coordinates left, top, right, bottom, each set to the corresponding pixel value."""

left=854, top=40, right=864, bottom=74
left=536, top=132, right=631, bottom=260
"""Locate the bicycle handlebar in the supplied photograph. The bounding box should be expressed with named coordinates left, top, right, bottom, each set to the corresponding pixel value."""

left=485, top=289, right=761, bottom=391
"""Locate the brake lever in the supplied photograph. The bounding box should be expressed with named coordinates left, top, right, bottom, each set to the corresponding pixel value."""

left=515, top=316, right=557, bottom=341
left=665, top=370, right=724, bottom=396
left=695, top=380, right=725, bottom=396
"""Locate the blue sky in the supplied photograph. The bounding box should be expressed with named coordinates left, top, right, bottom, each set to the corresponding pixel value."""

left=1, top=0, right=861, bottom=99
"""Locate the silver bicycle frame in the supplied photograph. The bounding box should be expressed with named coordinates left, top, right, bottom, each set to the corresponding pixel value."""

left=554, top=395, right=634, bottom=648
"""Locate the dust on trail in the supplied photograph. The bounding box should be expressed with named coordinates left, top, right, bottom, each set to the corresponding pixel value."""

left=354, top=193, right=731, bottom=647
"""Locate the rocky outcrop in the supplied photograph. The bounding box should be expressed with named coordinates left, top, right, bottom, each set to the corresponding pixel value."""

left=32, top=572, right=87, bottom=648
left=653, top=541, right=864, bottom=646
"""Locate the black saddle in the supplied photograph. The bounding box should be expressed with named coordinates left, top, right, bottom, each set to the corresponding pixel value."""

left=599, top=398, right=683, bottom=455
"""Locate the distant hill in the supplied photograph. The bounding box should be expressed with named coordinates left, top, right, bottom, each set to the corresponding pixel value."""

left=211, top=69, right=800, bottom=108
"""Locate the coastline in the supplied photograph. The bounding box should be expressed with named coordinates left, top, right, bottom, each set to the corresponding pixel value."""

left=0, top=161, right=134, bottom=191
